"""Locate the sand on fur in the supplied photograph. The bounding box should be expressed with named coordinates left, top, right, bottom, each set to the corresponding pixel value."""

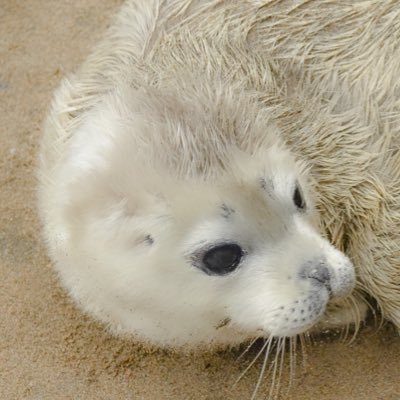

left=1, top=2, right=400, bottom=399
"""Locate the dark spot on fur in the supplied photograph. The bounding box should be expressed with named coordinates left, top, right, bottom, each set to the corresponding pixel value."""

left=215, top=317, right=231, bottom=330
left=260, top=177, right=274, bottom=193
left=145, top=235, right=154, bottom=245
left=221, top=203, right=235, bottom=218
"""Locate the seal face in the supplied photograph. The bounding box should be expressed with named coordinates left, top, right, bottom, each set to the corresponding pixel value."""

left=39, top=86, right=355, bottom=347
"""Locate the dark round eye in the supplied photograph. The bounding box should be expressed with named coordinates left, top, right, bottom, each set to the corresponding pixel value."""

left=293, top=185, right=306, bottom=210
left=201, top=243, right=243, bottom=276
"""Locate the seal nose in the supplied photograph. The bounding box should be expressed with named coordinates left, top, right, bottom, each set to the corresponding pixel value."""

left=300, top=259, right=331, bottom=288
left=307, top=266, right=330, bottom=285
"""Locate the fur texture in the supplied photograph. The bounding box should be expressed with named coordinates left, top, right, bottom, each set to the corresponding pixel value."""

left=39, top=0, right=400, bottom=346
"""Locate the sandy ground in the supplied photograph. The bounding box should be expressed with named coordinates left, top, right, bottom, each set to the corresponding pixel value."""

left=1, top=1, right=400, bottom=399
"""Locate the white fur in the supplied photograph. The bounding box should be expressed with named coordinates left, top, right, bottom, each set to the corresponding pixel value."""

left=40, top=84, right=355, bottom=347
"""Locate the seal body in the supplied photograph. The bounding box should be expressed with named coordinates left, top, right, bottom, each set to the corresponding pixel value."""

left=39, top=0, right=400, bottom=346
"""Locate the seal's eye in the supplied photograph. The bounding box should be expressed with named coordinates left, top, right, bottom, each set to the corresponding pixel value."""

left=201, top=243, right=243, bottom=276
left=293, top=184, right=306, bottom=210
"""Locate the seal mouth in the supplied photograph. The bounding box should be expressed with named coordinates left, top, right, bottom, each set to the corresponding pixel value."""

left=259, top=287, right=331, bottom=339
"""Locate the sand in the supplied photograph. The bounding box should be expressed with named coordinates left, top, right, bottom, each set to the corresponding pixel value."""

left=1, top=1, right=400, bottom=399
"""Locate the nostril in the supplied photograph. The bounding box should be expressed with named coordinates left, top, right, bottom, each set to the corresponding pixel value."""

left=307, top=266, right=330, bottom=285
left=300, top=259, right=331, bottom=288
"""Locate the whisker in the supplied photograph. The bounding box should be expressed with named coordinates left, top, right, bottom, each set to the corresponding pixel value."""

left=286, top=336, right=296, bottom=395
left=299, top=333, right=308, bottom=368
left=234, top=336, right=271, bottom=385
left=339, top=299, right=351, bottom=342
left=236, top=337, right=259, bottom=362
left=347, top=296, right=361, bottom=343
left=268, top=337, right=282, bottom=400
left=303, top=331, right=313, bottom=346
left=275, top=337, right=286, bottom=399
left=360, top=294, right=378, bottom=324
left=358, top=292, right=385, bottom=331
left=353, top=282, right=384, bottom=328
left=250, top=336, right=274, bottom=400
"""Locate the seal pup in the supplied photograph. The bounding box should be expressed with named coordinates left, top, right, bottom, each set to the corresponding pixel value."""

left=38, top=0, right=362, bottom=347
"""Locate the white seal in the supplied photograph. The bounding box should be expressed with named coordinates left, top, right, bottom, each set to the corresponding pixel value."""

left=38, top=1, right=361, bottom=347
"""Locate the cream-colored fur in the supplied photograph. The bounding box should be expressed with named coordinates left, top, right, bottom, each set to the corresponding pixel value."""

left=39, top=0, right=400, bottom=346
